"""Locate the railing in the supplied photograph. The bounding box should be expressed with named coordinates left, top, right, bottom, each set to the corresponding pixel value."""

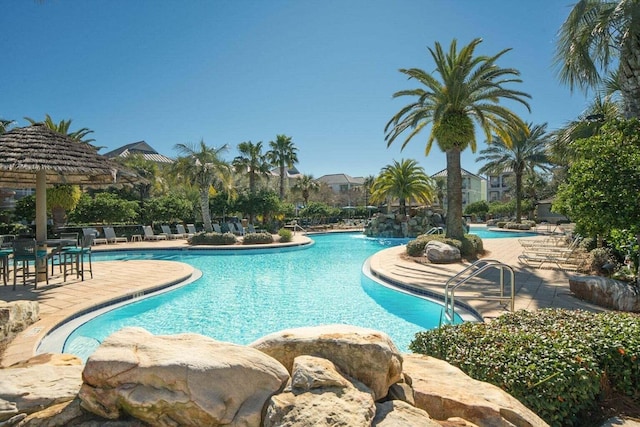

left=425, top=226, right=444, bottom=235
left=284, top=221, right=307, bottom=235
left=443, top=259, right=515, bottom=323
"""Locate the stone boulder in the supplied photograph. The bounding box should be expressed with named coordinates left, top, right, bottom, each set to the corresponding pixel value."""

left=569, top=275, right=640, bottom=312
left=373, top=400, right=440, bottom=426
left=249, top=324, right=403, bottom=400
left=0, top=359, right=83, bottom=422
left=264, top=355, right=376, bottom=426
left=0, top=300, right=39, bottom=343
left=403, top=354, right=548, bottom=427
left=425, top=241, right=461, bottom=264
left=79, top=327, right=290, bottom=427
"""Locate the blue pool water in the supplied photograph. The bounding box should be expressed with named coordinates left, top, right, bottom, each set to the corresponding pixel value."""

left=62, top=233, right=458, bottom=360
left=469, top=226, right=536, bottom=239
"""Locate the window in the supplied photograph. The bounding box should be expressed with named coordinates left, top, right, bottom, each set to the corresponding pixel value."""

left=490, top=176, right=500, bottom=188
left=489, top=191, right=499, bottom=201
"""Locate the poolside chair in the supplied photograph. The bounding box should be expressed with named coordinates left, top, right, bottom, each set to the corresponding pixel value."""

left=161, top=224, right=184, bottom=239
left=213, top=223, right=222, bottom=233
left=143, top=225, right=168, bottom=241
left=518, top=244, right=585, bottom=270
left=227, top=222, right=244, bottom=236
left=103, top=227, right=128, bottom=244
left=84, top=227, right=108, bottom=245
left=176, top=224, right=193, bottom=238
left=187, top=224, right=198, bottom=235
left=50, top=232, right=79, bottom=274
left=13, top=238, right=48, bottom=289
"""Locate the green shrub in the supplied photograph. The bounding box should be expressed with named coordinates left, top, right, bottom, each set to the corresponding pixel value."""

left=406, top=234, right=483, bottom=258
left=410, top=309, right=640, bottom=426
left=189, top=232, right=236, bottom=245
left=278, top=228, right=293, bottom=243
left=503, top=221, right=532, bottom=230
left=496, top=221, right=507, bottom=228
left=242, top=232, right=274, bottom=245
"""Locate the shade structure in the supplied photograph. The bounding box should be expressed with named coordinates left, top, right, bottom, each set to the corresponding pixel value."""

left=0, top=124, right=127, bottom=242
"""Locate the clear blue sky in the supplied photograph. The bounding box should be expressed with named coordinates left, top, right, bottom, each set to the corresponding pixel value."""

left=1, top=1, right=591, bottom=178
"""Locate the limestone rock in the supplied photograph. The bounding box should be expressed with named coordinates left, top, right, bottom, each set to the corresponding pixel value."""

left=425, top=241, right=461, bottom=264
left=403, top=354, right=549, bottom=427
left=264, top=355, right=375, bottom=427
left=250, top=324, right=403, bottom=400
left=9, top=353, right=82, bottom=368
left=79, top=327, right=289, bottom=427
left=569, top=275, right=640, bottom=312
left=386, top=382, right=415, bottom=406
left=0, top=363, right=83, bottom=422
left=0, top=300, right=39, bottom=343
left=373, top=400, right=440, bottom=426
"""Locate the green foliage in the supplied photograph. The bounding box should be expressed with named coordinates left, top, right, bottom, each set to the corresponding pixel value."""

left=69, top=193, right=139, bottom=224
left=554, top=119, right=640, bottom=238
left=142, top=193, right=194, bottom=224
left=406, top=233, right=483, bottom=258
left=410, top=309, right=640, bottom=426
left=189, top=232, right=236, bottom=245
left=278, top=228, right=293, bottom=243
left=488, top=200, right=515, bottom=217
left=46, top=185, right=82, bottom=211
left=299, top=202, right=339, bottom=219
left=503, top=221, right=532, bottom=230
left=464, top=200, right=489, bottom=218
left=607, top=227, right=640, bottom=275
left=242, top=232, right=274, bottom=245
left=13, top=195, right=35, bottom=223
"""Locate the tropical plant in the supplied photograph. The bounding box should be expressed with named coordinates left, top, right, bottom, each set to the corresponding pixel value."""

left=0, top=119, right=15, bottom=134
left=69, top=193, right=139, bottom=224
left=555, top=0, right=640, bottom=118
left=292, top=174, right=319, bottom=206
left=385, top=38, right=530, bottom=239
left=267, top=134, right=298, bottom=200
left=369, top=159, right=434, bottom=216
left=25, top=114, right=95, bottom=144
left=554, top=119, right=640, bottom=244
left=476, top=123, right=553, bottom=223
left=47, top=185, right=82, bottom=232
left=232, top=141, right=271, bottom=195
left=118, top=153, right=161, bottom=201
left=172, top=140, right=232, bottom=232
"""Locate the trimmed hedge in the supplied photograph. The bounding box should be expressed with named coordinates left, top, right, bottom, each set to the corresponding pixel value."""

left=410, top=309, right=640, bottom=426
left=406, top=233, right=483, bottom=258
left=189, top=232, right=237, bottom=245
left=278, top=228, right=293, bottom=243
left=242, top=232, right=274, bottom=245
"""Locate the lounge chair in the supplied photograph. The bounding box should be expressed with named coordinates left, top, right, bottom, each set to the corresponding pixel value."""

left=518, top=244, right=585, bottom=270
left=161, top=225, right=185, bottom=239
left=227, top=222, right=244, bottom=236
left=176, top=224, right=193, bottom=238
left=213, top=223, right=222, bottom=233
left=143, top=225, right=167, bottom=241
left=103, top=227, right=128, bottom=244
left=84, top=227, right=108, bottom=245
left=187, top=224, right=198, bottom=235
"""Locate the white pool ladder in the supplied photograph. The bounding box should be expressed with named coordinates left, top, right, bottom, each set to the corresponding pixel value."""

left=443, top=259, right=515, bottom=323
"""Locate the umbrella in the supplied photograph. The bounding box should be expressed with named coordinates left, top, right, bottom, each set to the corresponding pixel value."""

left=0, top=124, right=128, bottom=242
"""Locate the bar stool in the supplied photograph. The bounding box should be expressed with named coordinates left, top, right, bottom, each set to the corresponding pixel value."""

left=13, top=238, right=48, bottom=289
left=62, top=235, right=93, bottom=281
left=0, top=247, right=12, bottom=286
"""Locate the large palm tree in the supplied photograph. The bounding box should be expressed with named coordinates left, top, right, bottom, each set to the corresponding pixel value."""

left=267, top=134, right=298, bottom=201
left=385, top=38, right=530, bottom=239
left=232, top=141, right=271, bottom=196
left=172, top=140, right=231, bottom=232
left=476, top=123, right=553, bottom=223
left=370, top=159, right=434, bottom=216
left=25, top=114, right=96, bottom=144
left=555, top=0, right=640, bottom=118
left=292, top=174, right=319, bottom=206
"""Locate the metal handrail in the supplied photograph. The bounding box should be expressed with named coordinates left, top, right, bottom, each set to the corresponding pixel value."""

left=426, top=226, right=444, bottom=235
left=443, top=259, right=515, bottom=323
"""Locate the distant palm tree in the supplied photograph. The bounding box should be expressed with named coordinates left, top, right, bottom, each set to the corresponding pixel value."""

left=362, top=175, right=376, bottom=207
left=370, top=159, right=434, bottom=216
left=267, top=134, right=298, bottom=200
left=25, top=114, right=96, bottom=144
left=555, top=0, right=640, bottom=118
left=172, top=140, right=231, bottom=232
left=0, top=119, right=15, bottom=134
left=385, top=38, right=530, bottom=239
left=120, top=153, right=160, bottom=201
left=477, top=123, right=553, bottom=223
left=232, top=141, right=271, bottom=196
left=292, top=174, right=319, bottom=206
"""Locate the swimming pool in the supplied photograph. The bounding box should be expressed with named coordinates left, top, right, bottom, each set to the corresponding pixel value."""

left=57, top=233, right=460, bottom=360
left=469, top=225, right=536, bottom=239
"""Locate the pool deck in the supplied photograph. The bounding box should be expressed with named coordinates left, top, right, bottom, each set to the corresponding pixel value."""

left=0, top=228, right=603, bottom=367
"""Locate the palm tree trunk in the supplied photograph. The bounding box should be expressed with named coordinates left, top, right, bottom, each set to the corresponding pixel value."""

left=620, top=34, right=640, bottom=119
left=515, top=172, right=523, bottom=223
left=445, top=148, right=464, bottom=240
left=279, top=165, right=286, bottom=200
left=200, top=190, right=213, bottom=232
